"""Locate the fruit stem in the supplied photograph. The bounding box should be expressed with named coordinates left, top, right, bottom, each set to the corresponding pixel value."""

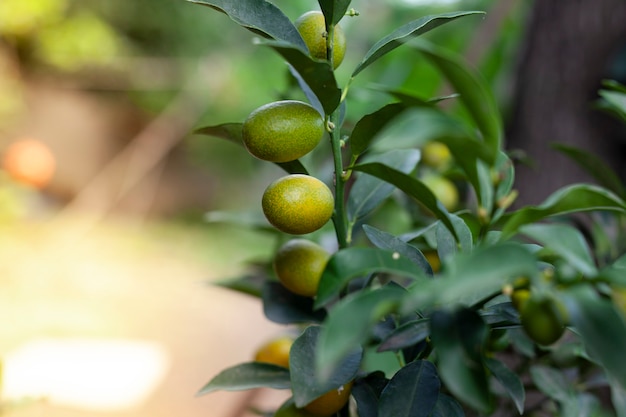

left=328, top=113, right=349, bottom=249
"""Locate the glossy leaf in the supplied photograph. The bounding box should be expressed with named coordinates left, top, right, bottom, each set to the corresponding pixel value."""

left=411, top=40, right=502, bottom=153
left=352, top=372, right=390, bottom=417
left=520, top=223, right=597, bottom=277
left=315, top=247, right=427, bottom=308
left=259, top=39, right=341, bottom=114
left=599, top=89, right=626, bottom=122
left=193, top=123, right=309, bottom=174
left=401, top=243, right=537, bottom=314
left=316, top=285, right=405, bottom=380
left=351, top=162, right=458, bottom=241
left=348, top=150, right=421, bottom=223
left=485, top=357, right=525, bottom=414
left=349, top=103, right=408, bottom=156
left=500, top=184, right=626, bottom=240
left=352, top=11, right=485, bottom=77
left=288, top=65, right=324, bottom=117
left=563, top=285, right=626, bottom=389
left=378, top=318, right=430, bottom=352
left=318, top=0, right=351, bottom=25
left=290, top=326, right=361, bottom=407
left=430, top=393, right=466, bottom=417
left=378, top=360, right=440, bottom=417
left=197, top=362, right=290, bottom=396
left=187, top=0, right=306, bottom=50
left=552, top=143, right=625, bottom=198
left=435, top=214, right=473, bottom=262
left=363, top=224, right=433, bottom=275
left=262, top=282, right=327, bottom=325
left=430, top=308, right=491, bottom=414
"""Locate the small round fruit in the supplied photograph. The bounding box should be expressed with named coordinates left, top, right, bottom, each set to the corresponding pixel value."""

left=421, top=174, right=459, bottom=211
left=423, top=250, right=441, bottom=274
left=422, top=141, right=452, bottom=170
left=262, top=174, right=334, bottom=235
left=254, top=336, right=293, bottom=368
left=295, top=11, right=346, bottom=69
left=304, top=382, right=353, bottom=416
left=520, top=293, right=569, bottom=346
left=2, top=138, right=56, bottom=188
left=274, top=239, right=330, bottom=297
left=242, top=100, right=324, bottom=163
left=511, top=288, right=530, bottom=312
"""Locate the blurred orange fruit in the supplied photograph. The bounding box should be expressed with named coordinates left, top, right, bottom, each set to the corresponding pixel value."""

left=2, top=139, right=56, bottom=189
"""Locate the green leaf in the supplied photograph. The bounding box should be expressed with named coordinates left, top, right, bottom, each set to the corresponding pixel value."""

left=520, top=223, right=598, bottom=277
left=435, top=214, right=473, bottom=263
left=529, top=365, right=573, bottom=403
left=352, top=372, right=389, bottom=417
left=258, top=39, right=341, bottom=114
left=378, top=360, right=440, bottom=417
left=291, top=326, right=361, bottom=407
left=193, top=123, right=309, bottom=174
left=500, top=184, right=626, bottom=239
left=401, top=243, right=537, bottom=314
left=377, top=318, right=430, bottom=352
left=351, top=162, right=459, bottom=241
left=610, top=376, right=626, bottom=417
left=485, top=357, right=525, bottom=414
left=315, top=247, right=427, bottom=309
left=214, top=273, right=266, bottom=298
left=363, top=224, right=433, bottom=275
left=348, top=149, right=421, bottom=223
left=318, top=0, right=351, bottom=25
left=599, top=89, right=626, bottom=121
left=430, top=393, right=466, bottom=417
left=196, top=362, right=290, bottom=396
left=552, top=143, right=625, bottom=199
left=430, top=308, right=492, bottom=414
left=411, top=39, right=502, bottom=154
left=274, top=398, right=319, bottom=417
left=316, top=285, right=405, bottom=380
left=187, top=0, right=307, bottom=50
left=262, top=282, right=327, bottom=325
left=352, top=11, right=485, bottom=77
left=563, top=285, right=626, bottom=389
left=349, top=103, right=408, bottom=156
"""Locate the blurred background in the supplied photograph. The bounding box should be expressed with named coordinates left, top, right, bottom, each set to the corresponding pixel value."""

left=0, top=0, right=625, bottom=416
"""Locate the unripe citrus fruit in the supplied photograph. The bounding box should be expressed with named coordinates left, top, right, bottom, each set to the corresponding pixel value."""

left=511, top=288, right=530, bottom=312
left=274, top=239, right=330, bottom=297
left=2, top=138, right=56, bottom=189
left=242, top=100, right=325, bottom=163
left=422, top=141, right=452, bottom=170
left=421, top=174, right=459, bottom=211
left=254, top=336, right=293, bottom=368
left=295, top=11, right=346, bottom=69
left=520, top=293, right=569, bottom=346
left=262, top=174, right=334, bottom=235
left=304, top=382, right=353, bottom=416
left=423, top=250, right=441, bottom=274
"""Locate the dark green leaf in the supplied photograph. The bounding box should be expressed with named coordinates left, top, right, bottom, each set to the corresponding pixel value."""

left=430, top=393, right=466, bottom=417
left=187, top=0, right=306, bottom=50
left=351, top=162, right=459, bottom=241
left=194, top=124, right=309, bottom=174
left=479, top=302, right=519, bottom=327
left=315, top=247, right=428, bottom=309
left=552, top=143, right=625, bottom=198
left=520, top=223, right=597, bottom=277
left=349, top=103, right=408, bottom=156
left=411, top=39, right=502, bottom=154
left=529, top=365, right=573, bottom=403
left=430, top=308, right=491, bottom=414
left=316, top=285, right=405, bottom=380
left=378, top=318, right=430, bottom=352
left=262, top=282, right=327, bottom=325
left=352, top=372, right=390, bottom=417
left=352, top=11, right=485, bottom=77
left=363, top=224, right=433, bottom=275
left=610, top=376, right=626, bottom=417
left=291, top=326, right=361, bottom=407
left=563, top=285, right=626, bottom=389
left=288, top=65, right=324, bottom=117
left=435, top=214, right=473, bottom=262
left=599, top=90, right=626, bottom=121
left=196, top=362, right=290, bottom=396
left=318, top=0, right=351, bottom=25
left=401, top=243, right=537, bottom=314
left=485, top=357, right=525, bottom=414
left=378, top=360, right=440, bottom=417
left=476, top=160, right=494, bottom=213
left=259, top=39, right=341, bottom=114
left=348, top=150, right=420, bottom=223
left=500, top=184, right=626, bottom=240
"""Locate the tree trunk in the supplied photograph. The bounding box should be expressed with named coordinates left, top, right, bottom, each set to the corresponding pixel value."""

left=506, top=0, right=626, bottom=205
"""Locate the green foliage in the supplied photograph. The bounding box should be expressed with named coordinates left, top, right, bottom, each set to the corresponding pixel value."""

left=189, top=1, right=626, bottom=416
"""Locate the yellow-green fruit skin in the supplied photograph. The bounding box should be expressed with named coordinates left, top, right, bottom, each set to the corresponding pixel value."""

left=295, top=11, right=346, bottom=69
left=242, top=100, right=324, bottom=163
left=274, top=239, right=330, bottom=297
left=262, top=174, right=334, bottom=235
left=304, top=382, right=353, bottom=416
left=421, top=174, right=459, bottom=211
left=422, top=141, right=452, bottom=170
left=520, top=294, right=569, bottom=346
